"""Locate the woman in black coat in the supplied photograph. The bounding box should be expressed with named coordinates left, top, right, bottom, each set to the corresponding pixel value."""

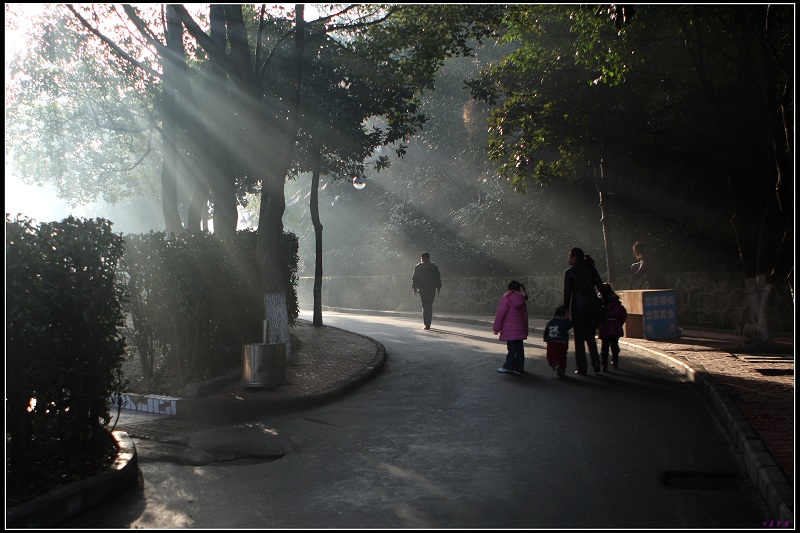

left=563, top=247, right=605, bottom=374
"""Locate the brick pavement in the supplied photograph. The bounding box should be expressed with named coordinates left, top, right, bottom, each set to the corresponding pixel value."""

left=205, top=322, right=383, bottom=401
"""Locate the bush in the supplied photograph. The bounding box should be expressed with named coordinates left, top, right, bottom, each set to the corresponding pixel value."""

left=6, top=215, right=128, bottom=505
left=120, top=229, right=299, bottom=389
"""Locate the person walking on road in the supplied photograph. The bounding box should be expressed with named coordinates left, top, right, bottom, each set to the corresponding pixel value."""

left=412, top=252, right=442, bottom=330
left=598, top=283, right=627, bottom=371
left=493, top=280, right=529, bottom=374
left=563, top=247, right=605, bottom=375
left=543, top=305, right=573, bottom=377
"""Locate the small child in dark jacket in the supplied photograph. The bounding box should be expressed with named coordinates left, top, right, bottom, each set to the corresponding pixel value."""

left=543, top=306, right=573, bottom=377
left=598, top=283, right=627, bottom=371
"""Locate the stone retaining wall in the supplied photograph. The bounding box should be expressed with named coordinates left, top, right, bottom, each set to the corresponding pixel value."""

left=298, top=272, right=793, bottom=333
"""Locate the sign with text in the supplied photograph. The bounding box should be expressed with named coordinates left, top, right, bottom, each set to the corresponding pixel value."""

left=642, top=290, right=678, bottom=339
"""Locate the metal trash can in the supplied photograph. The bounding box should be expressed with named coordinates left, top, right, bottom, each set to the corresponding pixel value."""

left=242, top=343, right=287, bottom=388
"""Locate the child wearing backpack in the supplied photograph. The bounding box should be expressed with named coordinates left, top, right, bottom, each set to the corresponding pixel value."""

left=598, top=283, right=627, bottom=371
left=543, top=305, right=573, bottom=377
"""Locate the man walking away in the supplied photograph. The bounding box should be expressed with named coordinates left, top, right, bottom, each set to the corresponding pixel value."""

left=412, top=252, right=442, bottom=330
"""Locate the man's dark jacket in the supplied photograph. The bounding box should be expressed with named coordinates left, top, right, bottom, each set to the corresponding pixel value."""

left=412, top=262, right=442, bottom=292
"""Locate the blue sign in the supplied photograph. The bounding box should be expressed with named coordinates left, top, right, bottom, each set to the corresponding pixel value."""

left=642, top=290, right=678, bottom=339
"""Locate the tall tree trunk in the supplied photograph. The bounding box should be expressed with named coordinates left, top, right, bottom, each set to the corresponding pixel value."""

left=206, top=4, right=238, bottom=238
left=595, top=152, right=616, bottom=282
left=174, top=4, right=307, bottom=355
left=310, top=141, right=324, bottom=326
left=187, top=185, right=209, bottom=232
left=255, top=5, right=307, bottom=361
left=170, top=5, right=239, bottom=237
left=728, top=153, right=772, bottom=342
left=160, top=7, right=185, bottom=236
left=760, top=5, right=794, bottom=301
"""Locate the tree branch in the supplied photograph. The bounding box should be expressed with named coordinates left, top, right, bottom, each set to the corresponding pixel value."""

left=65, top=4, right=161, bottom=79
left=170, top=4, right=239, bottom=82
left=121, top=5, right=167, bottom=57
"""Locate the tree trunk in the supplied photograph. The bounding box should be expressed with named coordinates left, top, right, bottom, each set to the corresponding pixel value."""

left=171, top=4, right=240, bottom=237
left=160, top=10, right=184, bottom=237
left=587, top=140, right=616, bottom=281
left=728, top=159, right=773, bottom=342
left=254, top=5, right=307, bottom=362
left=310, top=141, right=324, bottom=326
left=595, top=154, right=616, bottom=282
left=187, top=185, right=209, bottom=232
left=172, top=4, right=307, bottom=355
left=760, top=5, right=794, bottom=300
left=207, top=4, right=239, bottom=238
left=257, top=167, right=292, bottom=355
left=210, top=169, right=237, bottom=238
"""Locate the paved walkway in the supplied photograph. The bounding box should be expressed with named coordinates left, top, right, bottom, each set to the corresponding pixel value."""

left=7, top=310, right=793, bottom=527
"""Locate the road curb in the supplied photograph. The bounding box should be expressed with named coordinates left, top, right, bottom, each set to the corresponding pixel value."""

left=5, top=431, right=139, bottom=528
left=619, top=338, right=794, bottom=524
left=177, top=326, right=387, bottom=424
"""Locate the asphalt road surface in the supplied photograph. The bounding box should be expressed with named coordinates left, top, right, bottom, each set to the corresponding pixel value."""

left=66, top=312, right=769, bottom=528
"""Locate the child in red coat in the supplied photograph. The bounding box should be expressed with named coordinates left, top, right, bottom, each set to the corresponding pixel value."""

left=493, top=280, right=529, bottom=374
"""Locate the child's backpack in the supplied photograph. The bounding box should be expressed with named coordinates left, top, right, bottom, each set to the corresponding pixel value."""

left=614, top=299, right=628, bottom=324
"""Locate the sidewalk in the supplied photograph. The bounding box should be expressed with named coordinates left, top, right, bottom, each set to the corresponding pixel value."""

left=7, top=310, right=793, bottom=528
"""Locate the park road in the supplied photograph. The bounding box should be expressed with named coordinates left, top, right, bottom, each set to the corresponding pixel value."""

left=65, top=312, right=768, bottom=528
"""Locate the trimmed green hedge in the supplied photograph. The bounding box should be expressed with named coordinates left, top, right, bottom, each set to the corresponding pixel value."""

left=6, top=215, right=128, bottom=503
left=6, top=216, right=299, bottom=505
left=120, top=228, right=299, bottom=387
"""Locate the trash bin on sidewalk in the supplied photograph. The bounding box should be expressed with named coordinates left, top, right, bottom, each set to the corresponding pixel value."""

left=242, top=343, right=287, bottom=388
left=617, top=289, right=679, bottom=339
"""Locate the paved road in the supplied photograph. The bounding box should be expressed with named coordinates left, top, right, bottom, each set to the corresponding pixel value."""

left=66, top=313, right=769, bottom=528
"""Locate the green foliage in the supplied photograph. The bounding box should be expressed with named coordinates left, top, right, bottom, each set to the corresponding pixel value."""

left=120, top=229, right=299, bottom=388
left=282, top=33, right=741, bottom=278
left=6, top=214, right=128, bottom=505
left=5, top=8, right=161, bottom=206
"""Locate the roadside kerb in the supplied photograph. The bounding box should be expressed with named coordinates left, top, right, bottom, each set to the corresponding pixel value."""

left=5, top=431, right=138, bottom=529
left=619, top=338, right=793, bottom=524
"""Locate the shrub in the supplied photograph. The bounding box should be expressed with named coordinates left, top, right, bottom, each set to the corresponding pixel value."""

left=120, top=229, right=299, bottom=388
left=6, top=215, right=127, bottom=505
